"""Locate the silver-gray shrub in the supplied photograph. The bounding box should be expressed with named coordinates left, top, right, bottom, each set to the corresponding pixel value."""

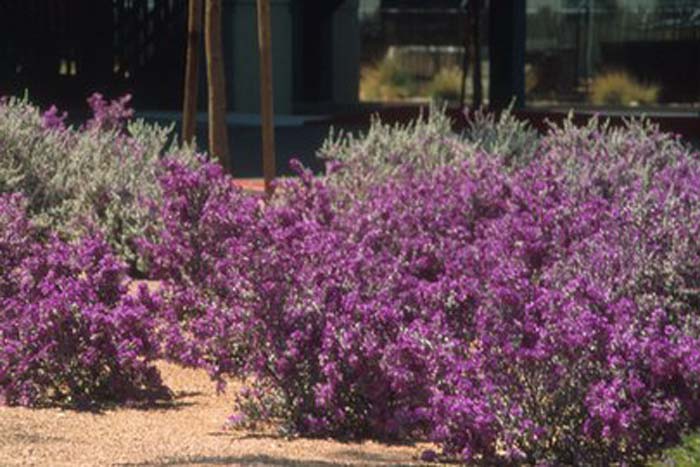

left=318, top=103, right=538, bottom=194
left=0, top=95, right=199, bottom=273
left=539, top=114, right=700, bottom=318
left=465, top=103, right=539, bottom=166
left=540, top=113, right=697, bottom=198
left=318, top=104, right=697, bottom=202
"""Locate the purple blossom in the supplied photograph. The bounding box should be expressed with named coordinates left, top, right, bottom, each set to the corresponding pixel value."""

left=138, top=116, right=700, bottom=462
left=0, top=194, right=167, bottom=407
left=41, top=105, right=67, bottom=131
left=85, top=93, right=134, bottom=131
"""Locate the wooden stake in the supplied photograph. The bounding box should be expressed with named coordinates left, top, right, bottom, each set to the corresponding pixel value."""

left=205, top=0, right=231, bottom=173
left=182, top=0, right=202, bottom=145
left=256, top=0, right=276, bottom=196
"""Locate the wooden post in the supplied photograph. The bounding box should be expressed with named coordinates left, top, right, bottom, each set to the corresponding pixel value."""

left=182, top=0, right=202, bottom=145
left=256, top=0, right=276, bottom=196
left=205, top=0, right=231, bottom=173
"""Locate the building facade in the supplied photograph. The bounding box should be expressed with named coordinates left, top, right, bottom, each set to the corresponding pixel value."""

left=0, top=0, right=360, bottom=113
left=0, top=0, right=697, bottom=113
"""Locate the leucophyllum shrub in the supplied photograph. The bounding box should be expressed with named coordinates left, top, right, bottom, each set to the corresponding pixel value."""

left=426, top=161, right=700, bottom=464
left=136, top=158, right=262, bottom=377
left=540, top=115, right=694, bottom=200
left=144, top=114, right=700, bottom=463
left=0, top=194, right=166, bottom=407
left=0, top=94, right=199, bottom=273
left=318, top=104, right=538, bottom=197
left=142, top=158, right=449, bottom=437
left=318, top=105, right=471, bottom=195
left=0, top=194, right=34, bottom=298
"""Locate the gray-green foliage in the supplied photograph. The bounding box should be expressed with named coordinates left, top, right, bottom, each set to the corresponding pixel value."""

left=541, top=112, right=696, bottom=197
left=0, top=96, right=199, bottom=272
left=318, top=103, right=539, bottom=194
left=465, top=103, right=539, bottom=166
left=653, top=431, right=700, bottom=467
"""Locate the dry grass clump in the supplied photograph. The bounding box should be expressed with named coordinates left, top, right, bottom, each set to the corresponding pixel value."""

left=361, top=56, right=465, bottom=103
left=360, top=57, right=418, bottom=101
left=426, top=66, right=464, bottom=102
left=589, top=71, right=659, bottom=106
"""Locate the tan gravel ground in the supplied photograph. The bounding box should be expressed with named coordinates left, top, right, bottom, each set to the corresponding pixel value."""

left=0, top=362, right=439, bottom=467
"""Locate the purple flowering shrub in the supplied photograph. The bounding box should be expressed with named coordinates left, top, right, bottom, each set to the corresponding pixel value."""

left=0, top=193, right=166, bottom=407
left=541, top=116, right=694, bottom=200
left=141, top=159, right=443, bottom=436
left=0, top=194, right=35, bottom=300
left=426, top=163, right=700, bottom=464
left=136, top=158, right=261, bottom=378
left=84, top=93, right=135, bottom=131
left=142, top=116, right=700, bottom=463
left=0, top=94, right=198, bottom=273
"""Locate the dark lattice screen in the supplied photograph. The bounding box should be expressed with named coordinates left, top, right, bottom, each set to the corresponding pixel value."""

left=0, top=0, right=187, bottom=110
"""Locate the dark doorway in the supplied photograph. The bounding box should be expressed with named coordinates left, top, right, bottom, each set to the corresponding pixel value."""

left=293, top=1, right=344, bottom=106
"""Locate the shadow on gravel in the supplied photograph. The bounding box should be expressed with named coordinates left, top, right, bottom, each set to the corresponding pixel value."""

left=47, top=387, right=198, bottom=414
left=3, top=432, right=65, bottom=445
left=122, top=454, right=423, bottom=466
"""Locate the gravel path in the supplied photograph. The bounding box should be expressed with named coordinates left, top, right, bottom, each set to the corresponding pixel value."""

left=0, top=362, right=436, bottom=466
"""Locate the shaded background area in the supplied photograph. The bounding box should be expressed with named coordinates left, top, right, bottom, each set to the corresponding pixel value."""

left=525, top=0, right=700, bottom=107
left=3, top=0, right=698, bottom=112
left=0, top=0, right=187, bottom=111
left=139, top=113, right=353, bottom=177
left=0, top=0, right=360, bottom=115
left=0, top=0, right=698, bottom=176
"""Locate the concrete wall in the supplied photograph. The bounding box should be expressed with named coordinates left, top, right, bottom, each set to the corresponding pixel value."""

left=221, top=0, right=359, bottom=114
left=223, top=0, right=294, bottom=113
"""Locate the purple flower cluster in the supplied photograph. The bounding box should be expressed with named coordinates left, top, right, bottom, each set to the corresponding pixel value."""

left=137, top=159, right=260, bottom=378
left=41, top=105, right=68, bottom=131
left=0, top=193, right=166, bottom=407
left=84, top=93, right=134, bottom=131
left=143, top=116, right=700, bottom=463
